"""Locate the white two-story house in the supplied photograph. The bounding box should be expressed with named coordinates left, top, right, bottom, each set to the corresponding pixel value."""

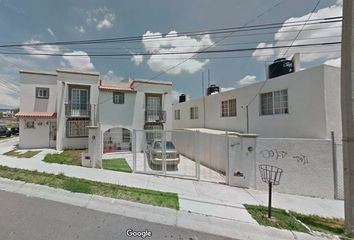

left=16, top=69, right=172, bottom=152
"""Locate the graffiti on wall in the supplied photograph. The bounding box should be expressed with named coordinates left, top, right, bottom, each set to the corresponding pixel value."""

left=260, top=149, right=287, bottom=160
left=259, top=148, right=309, bottom=165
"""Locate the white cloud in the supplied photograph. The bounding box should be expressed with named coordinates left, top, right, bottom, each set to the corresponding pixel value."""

left=238, top=75, right=258, bottom=86
left=171, top=90, right=189, bottom=103
left=62, top=51, right=94, bottom=71
left=142, top=30, right=213, bottom=74
left=22, top=40, right=61, bottom=59
left=47, top=28, right=55, bottom=37
left=86, top=7, right=115, bottom=31
left=252, top=43, right=275, bottom=61
left=75, top=26, right=85, bottom=33
left=131, top=54, right=143, bottom=65
left=324, top=57, right=341, bottom=67
left=220, top=87, right=235, bottom=92
left=252, top=1, right=342, bottom=63
left=102, top=70, right=124, bottom=81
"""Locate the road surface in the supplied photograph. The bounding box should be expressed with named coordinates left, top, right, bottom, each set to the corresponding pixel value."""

left=0, top=190, right=234, bottom=240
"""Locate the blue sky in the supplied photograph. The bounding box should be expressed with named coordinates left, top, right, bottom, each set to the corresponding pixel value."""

left=0, top=0, right=341, bottom=108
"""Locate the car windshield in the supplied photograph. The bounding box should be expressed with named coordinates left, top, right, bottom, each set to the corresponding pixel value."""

left=153, top=141, right=175, bottom=150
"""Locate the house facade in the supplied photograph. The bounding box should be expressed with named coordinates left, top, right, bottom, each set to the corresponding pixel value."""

left=16, top=69, right=172, bottom=151
left=173, top=64, right=342, bottom=142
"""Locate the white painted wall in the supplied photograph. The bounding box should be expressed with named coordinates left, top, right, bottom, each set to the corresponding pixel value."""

left=18, top=118, right=56, bottom=149
left=56, top=70, right=100, bottom=150
left=19, top=72, right=57, bottom=113
left=173, top=65, right=341, bottom=139
left=256, top=138, right=335, bottom=199
left=171, top=129, right=228, bottom=173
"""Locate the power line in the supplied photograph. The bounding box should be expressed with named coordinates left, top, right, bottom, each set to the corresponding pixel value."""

left=246, top=0, right=324, bottom=108
left=0, top=41, right=341, bottom=57
left=0, top=17, right=341, bottom=48
left=147, top=0, right=288, bottom=80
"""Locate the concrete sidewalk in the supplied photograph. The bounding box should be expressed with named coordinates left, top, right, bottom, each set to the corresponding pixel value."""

left=0, top=177, right=333, bottom=240
left=0, top=139, right=344, bottom=231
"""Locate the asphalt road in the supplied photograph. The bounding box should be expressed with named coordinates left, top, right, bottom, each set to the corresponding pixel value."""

left=0, top=190, right=234, bottom=240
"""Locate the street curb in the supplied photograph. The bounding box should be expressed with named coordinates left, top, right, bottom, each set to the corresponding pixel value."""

left=0, top=177, right=332, bottom=240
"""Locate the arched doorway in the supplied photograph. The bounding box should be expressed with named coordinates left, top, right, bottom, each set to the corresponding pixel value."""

left=103, top=127, right=131, bottom=153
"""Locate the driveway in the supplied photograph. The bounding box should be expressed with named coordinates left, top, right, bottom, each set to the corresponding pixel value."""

left=103, top=152, right=226, bottom=183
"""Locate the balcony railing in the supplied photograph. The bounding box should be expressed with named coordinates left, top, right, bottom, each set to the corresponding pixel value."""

left=65, top=103, right=91, bottom=117
left=145, top=110, right=166, bottom=123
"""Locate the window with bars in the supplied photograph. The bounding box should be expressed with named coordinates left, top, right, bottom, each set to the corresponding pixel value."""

left=221, top=98, right=237, bottom=117
left=190, top=106, right=198, bottom=119
left=260, top=89, right=288, bottom=115
left=36, top=88, right=49, bottom=99
left=174, top=109, right=180, bottom=120
left=66, top=119, right=89, bottom=137
left=122, top=128, right=131, bottom=143
left=113, top=92, right=125, bottom=104
left=25, top=120, right=35, bottom=129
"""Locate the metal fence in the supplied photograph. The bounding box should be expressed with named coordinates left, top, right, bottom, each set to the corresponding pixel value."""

left=131, top=129, right=227, bottom=183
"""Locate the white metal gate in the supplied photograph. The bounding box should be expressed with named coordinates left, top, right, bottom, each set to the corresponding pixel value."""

left=132, top=129, right=227, bottom=183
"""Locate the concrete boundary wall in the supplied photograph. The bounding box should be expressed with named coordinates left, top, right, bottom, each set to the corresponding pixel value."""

left=255, top=138, right=339, bottom=199
left=171, top=130, right=228, bottom=173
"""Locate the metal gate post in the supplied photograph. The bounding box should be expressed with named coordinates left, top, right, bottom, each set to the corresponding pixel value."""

left=196, top=130, right=201, bottom=180
left=132, top=130, right=136, bottom=173
left=162, top=130, right=167, bottom=175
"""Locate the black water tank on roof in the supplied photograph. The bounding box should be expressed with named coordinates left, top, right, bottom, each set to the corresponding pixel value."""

left=268, top=58, right=294, bottom=79
left=206, top=84, right=220, bottom=96
left=179, top=94, right=186, bottom=103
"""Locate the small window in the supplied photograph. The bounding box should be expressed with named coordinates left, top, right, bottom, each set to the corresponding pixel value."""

left=261, top=89, right=288, bottom=115
left=36, top=88, right=49, bottom=99
left=221, top=100, right=229, bottom=117
left=190, top=106, right=198, bottom=120
left=113, top=92, right=124, bottom=104
left=221, top=98, right=237, bottom=117
left=122, top=128, right=131, bottom=143
left=229, top=99, right=237, bottom=116
left=25, top=120, right=35, bottom=129
left=174, top=109, right=180, bottom=120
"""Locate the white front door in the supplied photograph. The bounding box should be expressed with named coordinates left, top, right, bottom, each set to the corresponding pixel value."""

left=49, top=122, right=57, bottom=148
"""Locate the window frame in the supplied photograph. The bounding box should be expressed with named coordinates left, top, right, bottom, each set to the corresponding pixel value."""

left=113, top=92, right=125, bottom=104
left=190, top=106, right=199, bottom=120
left=66, top=119, right=90, bottom=138
left=25, top=120, right=35, bottom=129
left=36, top=87, right=49, bottom=99
left=221, top=98, right=237, bottom=117
left=260, top=89, right=289, bottom=116
left=174, top=109, right=180, bottom=120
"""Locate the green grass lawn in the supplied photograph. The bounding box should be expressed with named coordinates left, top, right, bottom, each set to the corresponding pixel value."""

left=3, top=149, right=40, bottom=158
left=290, top=212, right=346, bottom=236
left=245, top=204, right=348, bottom=238
left=43, top=150, right=82, bottom=166
left=0, top=165, right=179, bottom=209
left=244, top=204, right=309, bottom=233
left=102, top=158, right=132, bottom=173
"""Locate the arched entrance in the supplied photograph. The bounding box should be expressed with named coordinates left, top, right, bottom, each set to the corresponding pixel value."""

left=103, top=127, right=131, bottom=153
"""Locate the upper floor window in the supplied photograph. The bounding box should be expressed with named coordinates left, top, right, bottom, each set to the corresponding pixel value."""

left=113, top=92, right=124, bottom=104
left=260, top=89, right=288, bottom=115
left=174, top=109, right=180, bottom=120
left=36, top=88, right=49, bottom=99
left=221, top=98, right=237, bottom=117
left=190, top=106, right=198, bottom=120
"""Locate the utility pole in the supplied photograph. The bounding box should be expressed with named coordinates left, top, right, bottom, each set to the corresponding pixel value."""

left=341, top=0, right=354, bottom=236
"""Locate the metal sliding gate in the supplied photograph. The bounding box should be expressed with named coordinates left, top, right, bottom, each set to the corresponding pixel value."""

left=131, top=129, right=227, bottom=183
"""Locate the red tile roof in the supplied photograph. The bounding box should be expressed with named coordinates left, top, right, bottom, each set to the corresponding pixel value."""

left=15, top=112, right=57, bottom=118
left=98, top=80, right=136, bottom=92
